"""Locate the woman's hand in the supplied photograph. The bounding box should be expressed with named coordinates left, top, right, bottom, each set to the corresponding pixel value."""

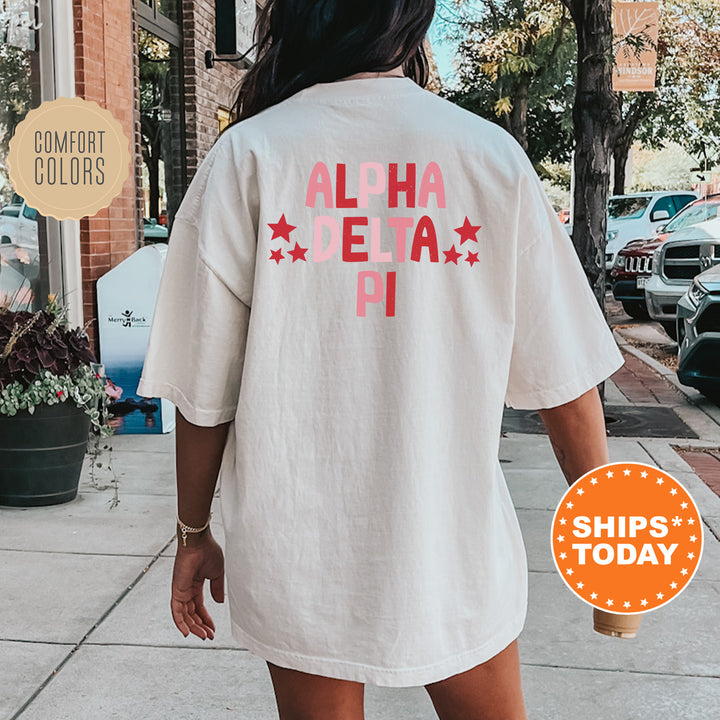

left=170, top=531, right=225, bottom=640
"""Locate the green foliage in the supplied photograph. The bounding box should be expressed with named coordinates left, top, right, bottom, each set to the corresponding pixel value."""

left=440, top=0, right=720, bottom=173
left=634, top=0, right=720, bottom=169
left=629, top=143, right=696, bottom=192
left=537, top=160, right=572, bottom=211
left=540, top=178, right=570, bottom=213
left=0, top=295, right=118, bottom=505
left=0, top=366, right=112, bottom=437
left=0, top=40, right=32, bottom=203
left=538, top=160, right=572, bottom=188
left=438, top=0, right=576, bottom=162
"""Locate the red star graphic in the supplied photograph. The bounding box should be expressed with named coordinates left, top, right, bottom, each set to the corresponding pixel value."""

left=288, top=242, right=308, bottom=262
left=454, top=217, right=482, bottom=244
left=269, top=248, right=284, bottom=265
left=268, top=214, right=296, bottom=242
left=443, top=245, right=462, bottom=265
left=465, top=251, right=480, bottom=267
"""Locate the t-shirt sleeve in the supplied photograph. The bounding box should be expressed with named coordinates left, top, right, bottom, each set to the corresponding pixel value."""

left=504, top=166, right=624, bottom=410
left=137, top=130, right=258, bottom=426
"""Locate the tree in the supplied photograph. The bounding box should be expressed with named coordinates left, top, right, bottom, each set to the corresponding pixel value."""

left=612, top=0, right=720, bottom=194
left=0, top=38, right=32, bottom=204
left=561, top=0, right=620, bottom=307
left=439, top=1, right=575, bottom=160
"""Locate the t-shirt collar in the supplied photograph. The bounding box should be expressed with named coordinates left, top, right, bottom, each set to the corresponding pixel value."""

left=290, top=76, right=423, bottom=103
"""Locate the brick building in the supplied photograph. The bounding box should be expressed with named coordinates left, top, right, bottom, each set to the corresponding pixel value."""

left=71, top=0, right=251, bottom=347
left=0, top=0, right=251, bottom=346
left=72, top=0, right=139, bottom=341
left=1, top=1, right=438, bottom=349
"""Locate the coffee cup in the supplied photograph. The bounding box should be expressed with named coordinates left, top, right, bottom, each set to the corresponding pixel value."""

left=593, top=608, right=643, bottom=638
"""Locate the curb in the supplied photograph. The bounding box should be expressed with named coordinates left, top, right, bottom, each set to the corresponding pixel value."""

left=613, top=329, right=720, bottom=431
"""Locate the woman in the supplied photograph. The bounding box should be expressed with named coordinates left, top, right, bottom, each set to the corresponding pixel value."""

left=138, top=1, right=623, bottom=718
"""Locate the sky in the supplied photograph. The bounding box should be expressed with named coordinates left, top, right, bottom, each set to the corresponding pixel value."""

left=429, top=6, right=459, bottom=88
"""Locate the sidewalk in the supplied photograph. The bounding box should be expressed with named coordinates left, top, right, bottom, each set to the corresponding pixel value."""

left=1, top=367, right=719, bottom=719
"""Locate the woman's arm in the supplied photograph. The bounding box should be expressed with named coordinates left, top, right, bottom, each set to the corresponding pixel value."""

left=537, top=388, right=642, bottom=635
left=170, top=409, right=231, bottom=640
left=537, top=386, right=608, bottom=486
left=175, top=409, right=232, bottom=533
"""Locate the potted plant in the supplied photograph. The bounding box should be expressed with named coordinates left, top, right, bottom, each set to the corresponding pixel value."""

left=0, top=295, right=113, bottom=507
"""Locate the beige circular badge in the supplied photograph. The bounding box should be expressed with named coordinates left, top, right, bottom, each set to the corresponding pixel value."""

left=7, top=97, right=131, bottom=220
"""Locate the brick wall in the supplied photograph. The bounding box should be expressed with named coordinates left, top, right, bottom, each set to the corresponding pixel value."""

left=73, top=0, right=139, bottom=348
left=71, top=0, right=247, bottom=347
left=181, top=0, right=248, bottom=178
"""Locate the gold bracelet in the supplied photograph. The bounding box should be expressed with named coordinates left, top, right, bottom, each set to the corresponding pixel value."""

left=176, top=512, right=212, bottom=547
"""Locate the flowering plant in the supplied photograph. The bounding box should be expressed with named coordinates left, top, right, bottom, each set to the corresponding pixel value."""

left=0, top=296, right=112, bottom=436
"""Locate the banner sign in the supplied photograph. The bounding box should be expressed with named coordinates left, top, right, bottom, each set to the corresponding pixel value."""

left=612, top=2, right=659, bottom=92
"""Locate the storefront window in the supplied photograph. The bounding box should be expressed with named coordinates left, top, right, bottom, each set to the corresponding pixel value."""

left=138, top=26, right=184, bottom=239
left=0, top=0, right=49, bottom=311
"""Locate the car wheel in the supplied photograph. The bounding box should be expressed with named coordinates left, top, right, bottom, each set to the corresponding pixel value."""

left=660, top=321, right=678, bottom=342
left=621, top=299, right=650, bottom=320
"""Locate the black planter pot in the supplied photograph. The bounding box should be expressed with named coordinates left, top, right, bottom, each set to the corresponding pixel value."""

left=0, top=402, right=91, bottom=507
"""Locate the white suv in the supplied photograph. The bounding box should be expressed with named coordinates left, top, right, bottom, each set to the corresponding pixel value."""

left=605, top=191, right=698, bottom=270
left=645, top=215, right=720, bottom=340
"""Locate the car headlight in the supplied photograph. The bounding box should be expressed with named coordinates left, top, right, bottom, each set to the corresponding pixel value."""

left=614, top=254, right=626, bottom=269
left=688, top=279, right=707, bottom=305
left=651, top=248, right=662, bottom=275
left=607, top=230, right=619, bottom=243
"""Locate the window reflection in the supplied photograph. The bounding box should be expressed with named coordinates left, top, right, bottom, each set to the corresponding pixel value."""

left=139, top=27, right=184, bottom=241
left=0, top=8, right=48, bottom=311
left=156, top=0, right=178, bottom=23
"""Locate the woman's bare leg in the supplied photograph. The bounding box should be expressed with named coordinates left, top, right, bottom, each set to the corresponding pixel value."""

left=267, top=662, right=365, bottom=720
left=424, top=640, right=527, bottom=720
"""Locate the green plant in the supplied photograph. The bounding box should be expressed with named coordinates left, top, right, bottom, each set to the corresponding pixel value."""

left=0, top=295, right=118, bottom=506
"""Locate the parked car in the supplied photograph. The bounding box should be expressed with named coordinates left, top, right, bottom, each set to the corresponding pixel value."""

left=0, top=194, right=40, bottom=306
left=610, top=237, right=659, bottom=319
left=676, top=263, right=720, bottom=400
left=645, top=216, right=720, bottom=340
left=0, top=194, right=39, bottom=251
left=610, top=195, right=720, bottom=319
left=604, top=190, right=698, bottom=270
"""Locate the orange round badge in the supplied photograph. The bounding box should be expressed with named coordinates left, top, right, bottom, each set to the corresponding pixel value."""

left=551, top=462, right=703, bottom=613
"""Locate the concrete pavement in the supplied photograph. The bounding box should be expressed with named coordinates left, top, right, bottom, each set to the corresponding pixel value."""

left=1, top=371, right=719, bottom=719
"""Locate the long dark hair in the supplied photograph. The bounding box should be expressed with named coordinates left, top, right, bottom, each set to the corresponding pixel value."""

left=231, top=0, right=435, bottom=122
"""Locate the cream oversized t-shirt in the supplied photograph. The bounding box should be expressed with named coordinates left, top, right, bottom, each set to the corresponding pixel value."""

left=138, top=76, right=624, bottom=687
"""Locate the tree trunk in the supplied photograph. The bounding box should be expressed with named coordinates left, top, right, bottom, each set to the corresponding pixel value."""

left=611, top=93, right=652, bottom=196
left=146, top=149, right=160, bottom=223
left=565, top=0, right=620, bottom=309
left=613, top=140, right=631, bottom=196
left=508, top=77, right=530, bottom=152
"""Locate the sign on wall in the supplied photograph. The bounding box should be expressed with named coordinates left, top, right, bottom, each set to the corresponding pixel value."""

left=612, top=2, right=660, bottom=92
